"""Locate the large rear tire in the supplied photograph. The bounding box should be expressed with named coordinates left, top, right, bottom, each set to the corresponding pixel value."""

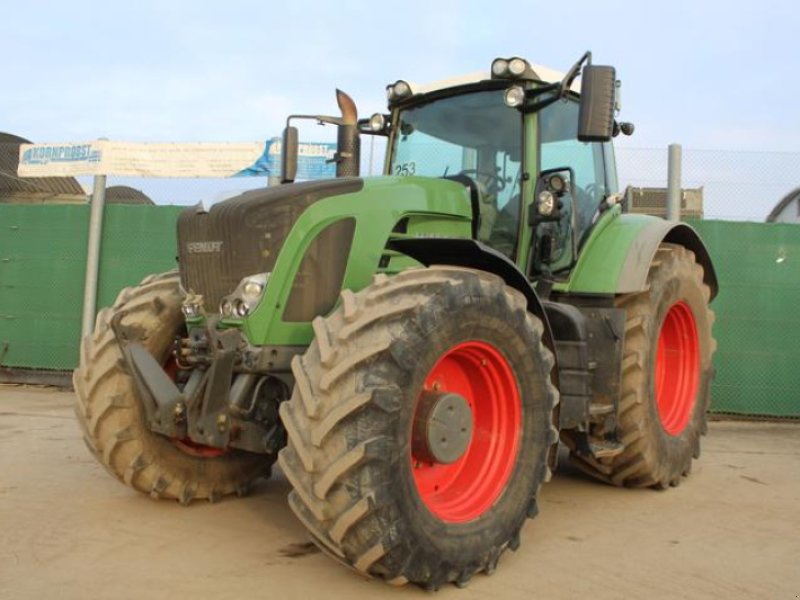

left=569, top=243, right=716, bottom=488
left=73, top=271, right=271, bottom=504
left=278, top=267, right=559, bottom=589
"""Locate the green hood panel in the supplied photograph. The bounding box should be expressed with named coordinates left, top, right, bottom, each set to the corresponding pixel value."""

left=242, top=176, right=473, bottom=346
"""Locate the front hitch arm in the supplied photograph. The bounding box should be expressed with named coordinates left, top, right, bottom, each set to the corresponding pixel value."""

left=110, top=313, right=281, bottom=454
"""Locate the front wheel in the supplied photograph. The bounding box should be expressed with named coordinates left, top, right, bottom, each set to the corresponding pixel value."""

left=278, top=267, right=559, bottom=589
left=73, top=271, right=272, bottom=504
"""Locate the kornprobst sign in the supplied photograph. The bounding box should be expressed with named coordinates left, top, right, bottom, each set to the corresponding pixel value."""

left=18, top=140, right=336, bottom=180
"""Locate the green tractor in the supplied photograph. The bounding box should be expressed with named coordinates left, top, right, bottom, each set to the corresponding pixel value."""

left=73, top=52, right=717, bottom=589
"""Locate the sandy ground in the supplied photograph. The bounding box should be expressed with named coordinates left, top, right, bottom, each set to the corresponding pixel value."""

left=1, top=385, right=798, bottom=600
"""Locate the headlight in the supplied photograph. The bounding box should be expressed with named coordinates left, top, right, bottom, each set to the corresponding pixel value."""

left=491, top=58, right=509, bottom=77
left=234, top=299, right=250, bottom=317
left=242, top=279, right=265, bottom=302
left=181, top=293, right=204, bottom=319
left=492, top=56, right=530, bottom=78
left=504, top=86, right=525, bottom=108
left=387, top=80, right=412, bottom=102
left=548, top=174, right=567, bottom=194
left=181, top=303, right=200, bottom=319
left=394, top=80, right=411, bottom=96
left=508, top=57, right=529, bottom=77
left=538, top=191, right=556, bottom=216
left=368, top=113, right=386, bottom=132
left=220, top=272, right=269, bottom=318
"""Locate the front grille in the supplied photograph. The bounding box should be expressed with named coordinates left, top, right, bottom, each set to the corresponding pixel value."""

left=177, top=178, right=363, bottom=311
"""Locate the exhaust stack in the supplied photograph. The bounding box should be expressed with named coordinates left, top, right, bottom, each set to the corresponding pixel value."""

left=335, top=89, right=360, bottom=178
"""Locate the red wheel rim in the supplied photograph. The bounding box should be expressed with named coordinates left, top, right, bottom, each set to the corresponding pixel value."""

left=655, top=301, right=700, bottom=436
left=172, top=437, right=226, bottom=458
left=164, top=356, right=226, bottom=458
left=411, top=341, right=521, bottom=523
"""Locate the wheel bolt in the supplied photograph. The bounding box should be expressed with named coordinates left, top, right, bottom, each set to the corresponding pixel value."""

left=216, top=414, right=228, bottom=432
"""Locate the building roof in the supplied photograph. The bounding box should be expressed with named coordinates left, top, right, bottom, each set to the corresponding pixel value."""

left=105, top=185, right=155, bottom=205
left=766, top=187, right=800, bottom=223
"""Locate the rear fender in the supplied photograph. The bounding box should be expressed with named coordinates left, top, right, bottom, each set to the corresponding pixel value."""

left=554, top=209, right=718, bottom=299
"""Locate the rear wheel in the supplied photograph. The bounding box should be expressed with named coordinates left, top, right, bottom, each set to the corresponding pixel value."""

left=569, top=243, right=716, bottom=488
left=73, top=271, right=271, bottom=504
left=278, top=267, right=559, bottom=588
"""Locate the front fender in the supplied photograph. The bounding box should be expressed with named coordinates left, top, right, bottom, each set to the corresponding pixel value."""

left=389, top=237, right=556, bottom=353
left=554, top=207, right=718, bottom=299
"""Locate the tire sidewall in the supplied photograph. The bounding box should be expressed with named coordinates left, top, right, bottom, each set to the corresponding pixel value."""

left=382, top=280, right=554, bottom=566
left=82, top=273, right=266, bottom=492
left=643, top=255, right=713, bottom=473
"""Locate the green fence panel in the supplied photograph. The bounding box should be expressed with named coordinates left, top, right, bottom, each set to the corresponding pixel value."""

left=2, top=205, right=798, bottom=418
left=96, top=205, right=183, bottom=310
left=0, top=204, right=181, bottom=370
left=0, top=205, right=89, bottom=370
left=692, top=220, right=800, bottom=417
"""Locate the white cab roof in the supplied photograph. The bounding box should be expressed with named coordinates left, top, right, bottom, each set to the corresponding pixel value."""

left=403, top=63, right=580, bottom=96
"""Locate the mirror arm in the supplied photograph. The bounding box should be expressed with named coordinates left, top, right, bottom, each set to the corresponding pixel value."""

left=286, top=114, right=344, bottom=128
left=521, top=83, right=561, bottom=114
left=518, top=48, right=590, bottom=114
left=560, top=50, right=592, bottom=96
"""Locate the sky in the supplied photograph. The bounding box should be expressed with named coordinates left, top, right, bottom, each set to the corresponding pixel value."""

left=2, top=0, right=799, bottom=215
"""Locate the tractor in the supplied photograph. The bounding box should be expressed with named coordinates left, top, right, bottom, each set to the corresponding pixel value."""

left=73, top=52, right=717, bottom=589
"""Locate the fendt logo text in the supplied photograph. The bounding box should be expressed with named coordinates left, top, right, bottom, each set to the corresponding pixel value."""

left=187, top=241, right=224, bottom=254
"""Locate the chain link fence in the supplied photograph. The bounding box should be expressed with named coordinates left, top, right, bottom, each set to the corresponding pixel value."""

left=1, top=142, right=799, bottom=417
left=615, top=147, right=800, bottom=222
left=5, top=140, right=798, bottom=220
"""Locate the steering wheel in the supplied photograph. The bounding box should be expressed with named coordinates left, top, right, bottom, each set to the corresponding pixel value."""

left=458, top=169, right=507, bottom=193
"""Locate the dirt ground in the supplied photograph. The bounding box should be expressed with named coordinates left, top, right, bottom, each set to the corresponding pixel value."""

left=1, top=386, right=798, bottom=600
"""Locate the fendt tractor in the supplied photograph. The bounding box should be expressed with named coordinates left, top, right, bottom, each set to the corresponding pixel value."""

left=74, top=52, right=717, bottom=589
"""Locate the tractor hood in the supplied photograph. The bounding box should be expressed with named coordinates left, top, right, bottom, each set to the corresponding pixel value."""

left=177, top=178, right=363, bottom=311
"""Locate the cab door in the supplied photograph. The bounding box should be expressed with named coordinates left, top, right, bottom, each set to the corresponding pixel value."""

left=526, top=98, right=611, bottom=279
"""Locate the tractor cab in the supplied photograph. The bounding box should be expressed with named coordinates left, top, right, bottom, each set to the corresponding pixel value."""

left=371, top=54, right=628, bottom=280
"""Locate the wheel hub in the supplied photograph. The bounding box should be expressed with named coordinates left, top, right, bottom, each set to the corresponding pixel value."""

left=412, top=391, right=473, bottom=464
left=411, top=340, right=521, bottom=523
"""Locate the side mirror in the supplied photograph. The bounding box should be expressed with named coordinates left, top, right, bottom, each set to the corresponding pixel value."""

left=281, top=125, right=299, bottom=184
left=578, top=65, right=616, bottom=142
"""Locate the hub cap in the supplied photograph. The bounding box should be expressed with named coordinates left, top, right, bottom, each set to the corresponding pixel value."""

left=655, top=301, right=700, bottom=436
left=411, top=341, right=521, bottom=523
left=412, top=391, right=473, bottom=465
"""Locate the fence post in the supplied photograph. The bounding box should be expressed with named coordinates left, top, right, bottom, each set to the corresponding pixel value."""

left=667, top=143, right=682, bottom=221
left=80, top=172, right=108, bottom=337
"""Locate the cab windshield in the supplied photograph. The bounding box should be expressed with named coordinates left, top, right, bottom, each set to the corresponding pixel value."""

left=390, top=89, right=523, bottom=257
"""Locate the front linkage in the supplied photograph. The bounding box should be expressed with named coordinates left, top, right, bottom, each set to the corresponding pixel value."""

left=111, top=311, right=290, bottom=456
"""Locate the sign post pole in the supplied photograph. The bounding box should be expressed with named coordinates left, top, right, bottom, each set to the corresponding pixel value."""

left=80, top=171, right=108, bottom=338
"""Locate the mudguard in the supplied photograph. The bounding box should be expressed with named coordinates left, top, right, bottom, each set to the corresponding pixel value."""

left=388, top=237, right=556, bottom=353
left=553, top=208, right=718, bottom=299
